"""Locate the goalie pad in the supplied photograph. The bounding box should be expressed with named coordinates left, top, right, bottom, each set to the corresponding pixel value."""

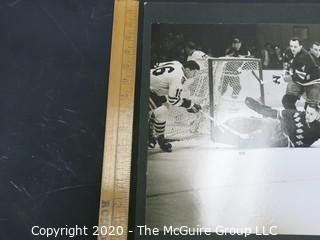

left=245, top=97, right=278, bottom=119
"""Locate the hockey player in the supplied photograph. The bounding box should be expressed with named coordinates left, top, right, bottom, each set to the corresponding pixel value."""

left=282, top=37, right=320, bottom=110
left=185, top=41, right=208, bottom=70
left=309, top=41, right=320, bottom=66
left=149, top=60, right=201, bottom=152
left=242, top=97, right=320, bottom=147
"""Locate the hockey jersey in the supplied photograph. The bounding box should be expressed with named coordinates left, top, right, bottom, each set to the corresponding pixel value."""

left=150, top=61, right=186, bottom=106
left=280, top=109, right=320, bottom=147
left=187, top=50, right=208, bottom=70
left=283, top=48, right=320, bottom=85
left=310, top=51, right=320, bottom=66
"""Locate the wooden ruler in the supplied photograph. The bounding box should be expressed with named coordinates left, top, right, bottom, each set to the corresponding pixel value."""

left=99, top=0, right=139, bottom=239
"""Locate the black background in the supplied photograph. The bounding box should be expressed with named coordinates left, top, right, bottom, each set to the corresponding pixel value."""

left=0, top=0, right=114, bottom=239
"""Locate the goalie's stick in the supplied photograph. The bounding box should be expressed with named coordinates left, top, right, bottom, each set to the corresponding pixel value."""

left=237, top=61, right=247, bottom=74
left=199, top=110, right=249, bottom=139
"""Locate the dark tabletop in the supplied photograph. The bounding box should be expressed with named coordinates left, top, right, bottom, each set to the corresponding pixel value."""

left=0, top=1, right=114, bottom=239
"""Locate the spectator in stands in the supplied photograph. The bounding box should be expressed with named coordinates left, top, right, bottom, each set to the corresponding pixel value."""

left=261, top=43, right=273, bottom=69
left=248, top=45, right=259, bottom=58
left=225, top=38, right=251, bottom=57
left=206, top=47, right=214, bottom=57
left=273, top=45, right=283, bottom=69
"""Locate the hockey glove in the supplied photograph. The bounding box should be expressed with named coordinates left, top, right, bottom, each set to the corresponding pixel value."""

left=187, top=103, right=202, bottom=113
left=245, top=97, right=278, bottom=119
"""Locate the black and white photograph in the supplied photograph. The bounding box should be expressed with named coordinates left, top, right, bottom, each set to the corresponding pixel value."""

left=145, top=24, right=320, bottom=235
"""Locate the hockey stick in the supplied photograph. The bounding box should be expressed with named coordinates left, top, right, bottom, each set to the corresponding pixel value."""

left=199, top=110, right=249, bottom=139
left=237, top=61, right=247, bottom=74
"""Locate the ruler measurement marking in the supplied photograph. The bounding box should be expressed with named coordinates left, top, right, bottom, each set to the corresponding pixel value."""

left=99, top=0, right=138, bottom=239
left=101, top=0, right=125, bottom=236
left=112, top=0, right=128, bottom=228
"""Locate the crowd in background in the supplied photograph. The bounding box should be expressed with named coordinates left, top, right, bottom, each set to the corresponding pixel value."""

left=260, top=43, right=283, bottom=69
left=151, top=31, right=285, bottom=69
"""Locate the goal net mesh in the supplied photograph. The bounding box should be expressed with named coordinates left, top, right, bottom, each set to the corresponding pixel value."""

left=165, top=57, right=264, bottom=141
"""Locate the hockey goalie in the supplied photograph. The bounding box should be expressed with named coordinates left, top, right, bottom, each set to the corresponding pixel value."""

left=213, top=97, right=320, bottom=148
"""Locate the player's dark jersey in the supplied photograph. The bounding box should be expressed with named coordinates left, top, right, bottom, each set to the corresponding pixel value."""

left=283, top=48, right=320, bottom=84
left=310, top=52, right=320, bottom=66
left=280, top=109, right=320, bottom=147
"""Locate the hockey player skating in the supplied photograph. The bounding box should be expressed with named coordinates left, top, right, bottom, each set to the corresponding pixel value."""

left=224, top=97, right=320, bottom=148
left=281, top=38, right=320, bottom=110
left=184, top=42, right=210, bottom=134
left=149, top=60, right=201, bottom=152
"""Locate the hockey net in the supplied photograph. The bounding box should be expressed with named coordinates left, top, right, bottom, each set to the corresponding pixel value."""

left=165, top=57, right=264, bottom=141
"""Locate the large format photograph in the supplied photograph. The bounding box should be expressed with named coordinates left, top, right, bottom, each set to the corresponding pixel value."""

left=145, top=24, right=320, bottom=235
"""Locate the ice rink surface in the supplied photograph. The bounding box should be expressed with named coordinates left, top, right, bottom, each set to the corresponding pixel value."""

left=146, top=137, right=320, bottom=235
left=145, top=70, right=320, bottom=235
